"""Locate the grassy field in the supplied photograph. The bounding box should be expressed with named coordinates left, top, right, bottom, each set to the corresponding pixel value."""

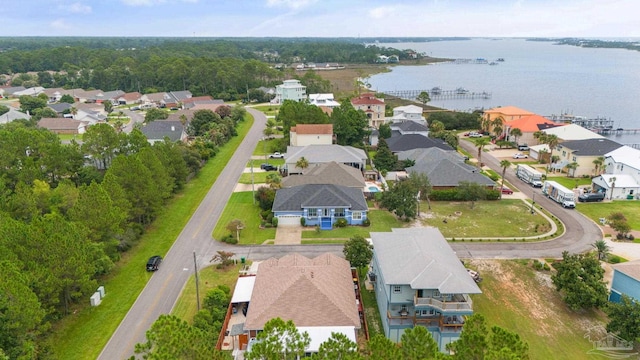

left=470, top=259, right=608, bottom=360
left=212, top=191, right=276, bottom=245
left=238, top=171, right=270, bottom=184
left=49, top=116, right=254, bottom=360
left=577, top=201, right=640, bottom=230
left=301, top=209, right=407, bottom=240
left=546, top=176, right=592, bottom=189
left=251, top=104, right=279, bottom=116
left=253, top=138, right=282, bottom=156
left=172, top=264, right=243, bottom=323
left=420, top=200, right=553, bottom=238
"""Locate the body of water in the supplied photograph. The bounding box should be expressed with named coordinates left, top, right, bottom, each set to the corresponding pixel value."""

left=367, top=38, right=640, bottom=145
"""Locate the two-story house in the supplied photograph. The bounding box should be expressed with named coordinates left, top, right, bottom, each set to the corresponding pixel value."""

left=370, top=228, right=481, bottom=352
left=290, top=124, right=333, bottom=146
left=273, top=79, right=307, bottom=104
left=609, top=260, right=640, bottom=302
left=482, top=106, right=535, bottom=133
left=553, top=138, right=623, bottom=177
left=389, top=105, right=426, bottom=125
left=591, top=145, right=640, bottom=200
left=351, top=93, right=385, bottom=129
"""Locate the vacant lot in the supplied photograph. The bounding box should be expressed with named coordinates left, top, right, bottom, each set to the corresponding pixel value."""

left=578, top=201, right=640, bottom=230
left=212, top=191, right=276, bottom=245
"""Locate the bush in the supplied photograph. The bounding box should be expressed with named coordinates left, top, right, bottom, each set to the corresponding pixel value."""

left=271, top=217, right=278, bottom=227
left=533, top=260, right=546, bottom=271
left=608, top=255, right=623, bottom=264
left=485, top=189, right=500, bottom=200
left=335, top=218, right=348, bottom=228
left=430, top=189, right=460, bottom=201
left=260, top=210, right=273, bottom=220
left=222, top=234, right=237, bottom=244
left=616, top=233, right=624, bottom=240
left=300, top=217, right=306, bottom=226
left=362, top=218, right=371, bottom=227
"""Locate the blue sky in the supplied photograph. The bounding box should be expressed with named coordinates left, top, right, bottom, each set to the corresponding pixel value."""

left=3, top=0, right=637, bottom=37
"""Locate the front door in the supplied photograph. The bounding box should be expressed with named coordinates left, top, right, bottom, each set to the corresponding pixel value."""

left=323, top=208, right=331, bottom=217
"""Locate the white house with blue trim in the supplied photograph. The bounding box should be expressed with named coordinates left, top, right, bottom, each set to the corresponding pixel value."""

left=370, top=228, right=482, bottom=352
left=609, top=260, right=640, bottom=302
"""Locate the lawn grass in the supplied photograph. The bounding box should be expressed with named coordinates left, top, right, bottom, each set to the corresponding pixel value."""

left=172, top=264, right=243, bottom=323
left=358, top=272, right=383, bottom=338
left=247, top=158, right=284, bottom=167
left=301, top=210, right=406, bottom=239
left=49, top=116, right=254, bottom=360
left=251, top=104, right=279, bottom=116
left=577, top=201, right=640, bottom=230
left=253, top=138, right=281, bottom=155
left=212, top=191, right=276, bottom=245
left=472, top=259, right=608, bottom=360
left=57, top=133, right=81, bottom=141
left=546, top=176, right=592, bottom=189
left=420, top=200, right=552, bottom=238
left=238, top=171, right=270, bottom=184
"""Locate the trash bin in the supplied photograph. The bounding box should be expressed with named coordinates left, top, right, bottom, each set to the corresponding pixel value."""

left=241, top=257, right=246, bottom=264
left=627, top=195, right=634, bottom=200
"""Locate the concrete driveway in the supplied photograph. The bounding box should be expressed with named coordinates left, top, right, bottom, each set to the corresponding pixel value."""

left=274, top=225, right=302, bottom=245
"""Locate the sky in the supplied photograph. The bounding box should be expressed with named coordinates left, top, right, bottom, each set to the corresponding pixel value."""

left=2, top=0, right=638, bottom=38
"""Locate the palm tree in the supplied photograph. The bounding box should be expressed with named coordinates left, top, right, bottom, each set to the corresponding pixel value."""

left=493, top=124, right=503, bottom=140
left=592, top=239, right=610, bottom=261
left=546, top=134, right=560, bottom=163
left=70, top=106, right=78, bottom=119
left=473, top=137, right=491, bottom=168
left=593, top=156, right=605, bottom=175
left=499, top=159, right=511, bottom=200
left=265, top=173, right=281, bottom=189
left=609, top=176, right=617, bottom=200
left=565, top=162, right=579, bottom=177
left=510, top=127, right=523, bottom=145
left=295, top=156, right=309, bottom=172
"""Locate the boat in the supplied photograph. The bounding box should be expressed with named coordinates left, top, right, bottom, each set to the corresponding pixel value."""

left=455, top=87, right=469, bottom=95
left=430, top=86, right=442, bottom=95
left=496, top=58, right=505, bottom=62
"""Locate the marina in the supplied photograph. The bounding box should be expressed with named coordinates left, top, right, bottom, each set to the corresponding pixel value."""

left=383, top=88, right=491, bottom=101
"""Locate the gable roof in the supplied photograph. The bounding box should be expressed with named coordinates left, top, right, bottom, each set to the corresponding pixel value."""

left=37, top=117, right=87, bottom=130
left=483, top=106, right=535, bottom=116
left=386, top=134, right=453, bottom=152
left=285, top=145, right=366, bottom=165
left=592, top=174, right=639, bottom=189
left=371, top=228, right=482, bottom=294
left=557, top=138, right=624, bottom=156
left=48, top=102, right=72, bottom=113
left=407, top=158, right=495, bottom=187
left=120, top=92, right=142, bottom=101
left=1, top=106, right=31, bottom=124
left=393, top=104, right=423, bottom=114
left=291, top=123, right=333, bottom=135
left=140, top=120, right=185, bottom=142
left=244, top=253, right=361, bottom=330
left=542, top=123, right=604, bottom=141
left=390, top=120, right=429, bottom=132
left=351, top=93, right=384, bottom=106
left=281, top=162, right=365, bottom=188
left=272, top=184, right=367, bottom=212
left=605, top=146, right=640, bottom=170
left=397, top=147, right=464, bottom=163
left=505, top=115, right=560, bottom=132
left=612, top=260, right=640, bottom=281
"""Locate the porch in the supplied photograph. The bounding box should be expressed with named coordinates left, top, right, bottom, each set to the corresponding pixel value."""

left=414, top=293, right=473, bottom=313
left=386, top=311, right=465, bottom=333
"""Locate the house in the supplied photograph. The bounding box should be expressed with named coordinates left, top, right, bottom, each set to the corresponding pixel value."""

left=117, top=92, right=142, bottom=105
left=503, top=115, right=561, bottom=144
left=73, top=89, right=103, bottom=103
left=182, top=95, right=222, bottom=109
left=12, top=86, right=45, bottom=97
left=0, top=86, right=27, bottom=97
left=609, top=260, right=640, bottom=302
left=308, top=93, right=340, bottom=108
left=140, top=120, right=187, bottom=144
left=281, top=161, right=366, bottom=189
left=390, top=121, right=429, bottom=137
left=542, top=123, right=604, bottom=141
left=289, top=124, right=333, bottom=146
left=602, top=146, right=640, bottom=193
left=351, top=93, right=385, bottom=128
left=47, top=102, right=72, bottom=116
left=284, top=144, right=367, bottom=175
left=553, top=138, right=624, bottom=177
left=273, top=80, right=307, bottom=104
left=528, top=144, right=550, bottom=162
left=370, top=228, right=482, bottom=351
left=591, top=174, right=639, bottom=200
left=272, top=184, right=368, bottom=228
left=386, top=134, right=453, bottom=153
left=389, top=105, right=426, bottom=124
left=93, top=90, right=125, bottom=104
left=140, top=92, right=168, bottom=107
left=37, top=117, right=88, bottom=134
left=241, top=253, right=361, bottom=354
left=482, top=106, right=535, bottom=132
left=166, top=90, right=193, bottom=108
left=0, top=106, right=31, bottom=124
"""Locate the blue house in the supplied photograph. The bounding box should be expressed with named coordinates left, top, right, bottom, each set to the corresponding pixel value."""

left=370, top=228, right=482, bottom=352
left=609, top=260, right=640, bottom=302
left=272, top=184, right=368, bottom=229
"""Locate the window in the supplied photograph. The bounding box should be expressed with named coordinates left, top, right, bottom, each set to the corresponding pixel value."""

left=352, top=211, right=362, bottom=220
left=335, top=208, right=345, bottom=217
left=307, top=208, right=317, bottom=217
left=433, top=290, right=440, bottom=297
left=572, top=156, right=577, bottom=161
left=421, top=309, right=435, bottom=316
left=393, top=285, right=401, bottom=294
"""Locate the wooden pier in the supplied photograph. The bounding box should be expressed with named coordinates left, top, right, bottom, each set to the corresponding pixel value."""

left=383, top=89, right=492, bottom=101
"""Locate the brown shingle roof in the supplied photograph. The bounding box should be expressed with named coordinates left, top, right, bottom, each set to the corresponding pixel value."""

left=37, top=117, right=87, bottom=130
left=291, top=124, right=333, bottom=135
left=244, top=253, right=361, bottom=330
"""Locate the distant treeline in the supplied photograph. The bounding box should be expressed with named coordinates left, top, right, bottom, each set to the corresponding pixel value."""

left=528, top=37, right=640, bottom=52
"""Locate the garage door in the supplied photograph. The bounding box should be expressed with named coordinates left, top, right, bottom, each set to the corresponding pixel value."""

left=278, top=215, right=301, bottom=226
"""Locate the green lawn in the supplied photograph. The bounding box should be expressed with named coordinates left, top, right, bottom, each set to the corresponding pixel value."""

left=238, top=171, right=270, bottom=184
left=247, top=158, right=284, bottom=167
left=50, top=116, right=254, bottom=360
left=420, top=200, right=552, bottom=238
left=472, top=260, right=608, bottom=360
left=173, top=264, right=243, bottom=323
left=253, top=138, right=282, bottom=156
left=301, top=209, right=406, bottom=240
left=57, top=133, right=81, bottom=141
left=212, top=191, right=276, bottom=245
left=251, top=104, right=279, bottom=116
left=546, top=176, right=592, bottom=189
left=577, top=201, right=640, bottom=230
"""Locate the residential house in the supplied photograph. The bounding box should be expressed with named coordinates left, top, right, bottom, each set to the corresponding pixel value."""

left=542, top=123, right=604, bottom=141
left=592, top=174, right=639, bottom=200
left=308, top=93, right=340, bottom=108
left=93, top=90, right=125, bottom=104
left=273, top=79, right=307, bottom=104
left=37, top=117, right=88, bottom=134
left=12, top=86, right=45, bottom=97
left=73, top=89, right=103, bottom=103
left=182, top=96, right=223, bottom=109
left=241, top=253, right=361, bottom=354
left=389, top=105, right=426, bottom=125
left=166, top=90, right=193, bottom=108
left=272, top=184, right=367, bottom=228
left=370, top=228, right=482, bottom=351
left=482, top=106, right=535, bottom=132
left=289, top=124, right=333, bottom=146
left=0, top=106, right=31, bottom=124
left=0, top=86, right=27, bottom=97
left=609, top=260, right=640, bottom=302
left=281, top=161, right=366, bottom=189
left=140, top=92, right=168, bottom=107
left=390, top=121, right=429, bottom=137
left=386, top=134, right=453, bottom=153
left=351, top=93, right=385, bottom=128
left=47, top=102, right=72, bottom=116
left=553, top=138, right=624, bottom=177
left=140, top=120, right=187, bottom=144
left=117, top=92, right=142, bottom=105
left=284, top=144, right=367, bottom=175
left=503, top=115, right=560, bottom=144
left=599, top=146, right=640, bottom=198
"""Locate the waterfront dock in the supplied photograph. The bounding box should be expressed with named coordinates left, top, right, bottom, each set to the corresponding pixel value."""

left=383, top=89, right=492, bottom=101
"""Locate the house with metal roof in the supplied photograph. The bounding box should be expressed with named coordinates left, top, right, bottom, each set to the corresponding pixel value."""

left=272, top=184, right=367, bottom=228
left=389, top=105, right=426, bottom=124
left=610, top=260, right=640, bottom=302
left=284, top=144, right=366, bottom=175
left=542, top=123, right=604, bottom=141
left=554, top=138, right=624, bottom=177
left=281, top=161, right=365, bottom=189
left=370, top=228, right=482, bottom=351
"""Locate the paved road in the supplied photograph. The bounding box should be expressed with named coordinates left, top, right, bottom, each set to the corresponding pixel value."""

left=452, top=139, right=601, bottom=259
left=122, top=109, right=144, bottom=133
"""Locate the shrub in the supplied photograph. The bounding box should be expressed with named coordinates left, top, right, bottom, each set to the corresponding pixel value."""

left=543, top=263, right=551, bottom=271
left=616, top=233, right=624, bottom=240
left=485, top=189, right=500, bottom=200
left=260, top=210, right=272, bottom=220
left=362, top=218, right=371, bottom=227
left=335, top=218, right=348, bottom=228
left=271, top=217, right=278, bottom=227
left=300, top=217, right=306, bottom=226
left=315, top=225, right=321, bottom=233
left=430, top=189, right=460, bottom=201
left=222, top=234, right=237, bottom=244
left=627, top=234, right=635, bottom=241
left=608, top=255, right=622, bottom=264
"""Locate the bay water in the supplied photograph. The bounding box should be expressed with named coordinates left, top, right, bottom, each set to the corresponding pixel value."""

left=367, top=38, right=640, bottom=145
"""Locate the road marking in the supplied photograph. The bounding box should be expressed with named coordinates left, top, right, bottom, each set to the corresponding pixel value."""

left=183, top=268, right=189, bottom=271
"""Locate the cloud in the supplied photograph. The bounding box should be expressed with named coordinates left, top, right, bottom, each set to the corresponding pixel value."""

left=61, top=2, right=92, bottom=14
left=50, top=19, right=71, bottom=30
left=369, top=6, right=397, bottom=19
left=265, top=0, right=317, bottom=9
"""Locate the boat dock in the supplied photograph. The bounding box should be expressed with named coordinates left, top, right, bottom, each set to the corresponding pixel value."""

left=383, top=89, right=491, bottom=101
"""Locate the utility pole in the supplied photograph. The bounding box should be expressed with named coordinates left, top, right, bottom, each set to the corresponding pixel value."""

left=193, top=251, right=200, bottom=311
left=251, top=160, right=255, bottom=205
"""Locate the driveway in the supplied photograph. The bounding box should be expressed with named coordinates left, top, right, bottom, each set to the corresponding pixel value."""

left=274, top=225, right=303, bottom=245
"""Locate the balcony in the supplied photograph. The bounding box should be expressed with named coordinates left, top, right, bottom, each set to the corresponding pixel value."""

left=386, top=310, right=466, bottom=332
left=414, top=294, right=473, bottom=313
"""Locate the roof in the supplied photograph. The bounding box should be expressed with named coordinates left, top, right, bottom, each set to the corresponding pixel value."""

left=120, top=92, right=142, bottom=101
left=483, top=106, right=535, bottom=116
left=1, top=107, right=31, bottom=124
left=298, top=327, right=356, bottom=353
left=281, top=162, right=365, bottom=188
left=272, top=184, right=367, bottom=212
left=231, top=276, right=256, bottom=303
left=140, top=120, right=185, bottom=142
left=407, top=158, right=495, bottom=187
left=48, top=103, right=72, bottom=113
left=613, top=260, right=640, bottom=281
left=605, top=146, right=640, bottom=171
left=182, top=95, right=215, bottom=103
left=593, top=174, right=639, bottom=189
left=371, top=228, right=482, bottom=294
left=390, top=120, right=429, bottom=132
left=350, top=93, right=384, bottom=106
left=386, top=134, right=454, bottom=152
left=557, top=138, right=624, bottom=156
left=505, top=115, right=560, bottom=132
left=291, top=123, right=333, bottom=135
left=243, top=253, right=361, bottom=330
left=397, top=147, right=463, bottom=164
left=168, top=90, right=193, bottom=102
left=285, top=145, right=366, bottom=165
left=393, top=104, right=423, bottom=114
left=37, top=117, right=87, bottom=130
left=542, top=123, right=604, bottom=140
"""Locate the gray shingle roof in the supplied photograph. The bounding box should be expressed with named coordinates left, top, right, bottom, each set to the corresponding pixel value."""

left=391, top=121, right=429, bottom=132
left=281, top=162, right=365, bottom=188
left=285, top=145, right=367, bottom=165
left=397, top=147, right=462, bottom=163
left=140, top=120, right=185, bottom=142
left=48, top=103, right=72, bottom=113
left=371, top=228, right=482, bottom=294
left=407, top=158, right=495, bottom=187
left=272, top=184, right=367, bottom=212
left=558, top=138, right=623, bottom=156
left=386, top=134, right=453, bottom=152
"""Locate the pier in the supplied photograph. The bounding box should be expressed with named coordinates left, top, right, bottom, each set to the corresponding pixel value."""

left=383, top=89, right=492, bottom=101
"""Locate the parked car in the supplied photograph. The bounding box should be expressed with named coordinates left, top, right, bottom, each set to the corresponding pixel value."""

left=578, top=192, right=605, bottom=202
left=469, top=132, right=483, bottom=138
left=131, top=106, right=140, bottom=111
left=517, top=144, right=529, bottom=151
left=260, top=163, right=277, bottom=171
left=146, top=255, right=162, bottom=271
left=513, top=153, right=528, bottom=159
left=268, top=152, right=284, bottom=159
left=500, top=187, right=514, bottom=195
